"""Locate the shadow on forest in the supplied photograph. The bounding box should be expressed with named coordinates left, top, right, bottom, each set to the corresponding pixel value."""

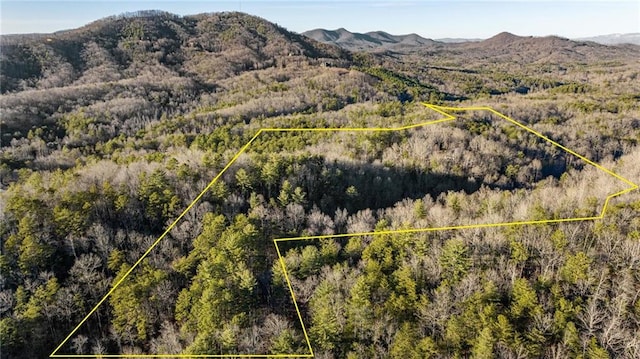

left=298, top=159, right=508, bottom=215
left=309, top=148, right=578, bottom=217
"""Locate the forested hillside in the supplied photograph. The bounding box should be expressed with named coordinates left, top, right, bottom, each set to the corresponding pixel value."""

left=1, top=11, right=640, bottom=359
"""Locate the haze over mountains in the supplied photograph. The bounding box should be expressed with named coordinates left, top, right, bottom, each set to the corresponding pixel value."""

left=575, top=33, right=640, bottom=46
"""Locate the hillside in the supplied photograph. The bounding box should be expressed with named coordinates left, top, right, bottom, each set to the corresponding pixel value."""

left=0, top=11, right=350, bottom=94
left=0, top=11, right=368, bottom=148
left=2, top=10, right=640, bottom=359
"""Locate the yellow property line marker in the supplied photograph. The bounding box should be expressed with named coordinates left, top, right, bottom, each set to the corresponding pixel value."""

left=52, top=103, right=638, bottom=358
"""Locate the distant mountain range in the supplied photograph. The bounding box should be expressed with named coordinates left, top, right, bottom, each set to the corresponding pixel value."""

left=301, top=28, right=439, bottom=52
left=435, top=38, right=483, bottom=43
left=575, top=33, right=640, bottom=46
left=302, top=28, right=640, bottom=51
left=2, top=12, right=638, bottom=96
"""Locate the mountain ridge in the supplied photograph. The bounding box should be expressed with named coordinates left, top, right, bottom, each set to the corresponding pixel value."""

left=303, top=27, right=640, bottom=51
left=575, top=33, right=640, bottom=45
left=302, top=28, right=440, bottom=52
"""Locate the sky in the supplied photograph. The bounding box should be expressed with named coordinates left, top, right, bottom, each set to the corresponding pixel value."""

left=1, top=0, right=639, bottom=38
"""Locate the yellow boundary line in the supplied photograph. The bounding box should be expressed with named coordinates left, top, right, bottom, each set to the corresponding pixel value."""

left=51, top=103, right=638, bottom=358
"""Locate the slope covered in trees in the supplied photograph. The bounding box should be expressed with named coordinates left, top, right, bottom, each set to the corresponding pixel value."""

left=1, top=10, right=640, bottom=359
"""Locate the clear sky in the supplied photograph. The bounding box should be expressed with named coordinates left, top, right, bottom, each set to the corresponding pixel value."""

left=1, top=0, right=639, bottom=38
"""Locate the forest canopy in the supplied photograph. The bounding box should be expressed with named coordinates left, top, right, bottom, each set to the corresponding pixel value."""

left=1, top=10, right=640, bottom=359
